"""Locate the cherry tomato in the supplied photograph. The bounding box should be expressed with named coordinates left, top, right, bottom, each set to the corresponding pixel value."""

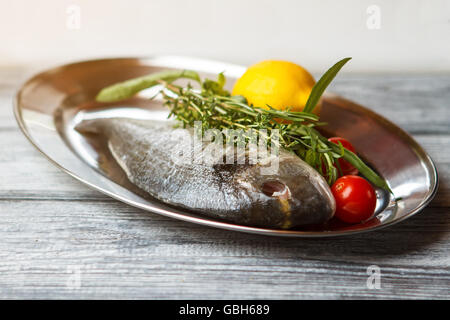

left=328, top=137, right=358, bottom=176
left=331, top=175, right=377, bottom=224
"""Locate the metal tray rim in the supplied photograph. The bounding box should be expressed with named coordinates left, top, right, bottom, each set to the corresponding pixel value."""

left=13, top=56, right=439, bottom=238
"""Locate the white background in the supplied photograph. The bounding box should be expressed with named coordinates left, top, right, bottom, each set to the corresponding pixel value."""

left=0, top=0, right=449, bottom=72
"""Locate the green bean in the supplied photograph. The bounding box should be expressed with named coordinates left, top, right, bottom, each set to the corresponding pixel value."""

left=96, top=70, right=201, bottom=102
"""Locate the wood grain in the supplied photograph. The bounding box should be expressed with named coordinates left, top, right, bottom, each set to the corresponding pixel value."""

left=0, top=67, right=449, bottom=299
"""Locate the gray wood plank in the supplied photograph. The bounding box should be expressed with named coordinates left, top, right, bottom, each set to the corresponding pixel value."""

left=0, top=66, right=449, bottom=299
left=0, top=200, right=448, bottom=299
left=1, top=127, right=448, bottom=206
left=330, top=74, right=450, bottom=134
left=1, top=67, right=450, bottom=134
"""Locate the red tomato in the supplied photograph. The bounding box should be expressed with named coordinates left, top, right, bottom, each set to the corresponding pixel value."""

left=331, top=175, right=377, bottom=224
left=328, top=137, right=358, bottom=176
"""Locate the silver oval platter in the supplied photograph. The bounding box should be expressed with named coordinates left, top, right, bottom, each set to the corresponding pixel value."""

left=14, top=56, right=438, bottom=237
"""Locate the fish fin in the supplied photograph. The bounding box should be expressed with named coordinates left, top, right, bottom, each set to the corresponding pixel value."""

left=75, top=119, right=105, bottom=135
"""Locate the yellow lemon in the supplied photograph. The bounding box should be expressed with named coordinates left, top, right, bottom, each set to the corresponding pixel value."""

left=232, top=60, right=319, bottom=114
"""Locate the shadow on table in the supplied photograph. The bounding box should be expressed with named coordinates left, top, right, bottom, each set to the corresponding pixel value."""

left=136, top=179, right=448, bottom=262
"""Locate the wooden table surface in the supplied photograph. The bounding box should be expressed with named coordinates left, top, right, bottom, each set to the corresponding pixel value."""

left=0, top=65, right=449, bottom=299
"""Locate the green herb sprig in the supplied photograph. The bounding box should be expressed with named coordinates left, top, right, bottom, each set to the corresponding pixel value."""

left=96, top=58, right=390, bottom=191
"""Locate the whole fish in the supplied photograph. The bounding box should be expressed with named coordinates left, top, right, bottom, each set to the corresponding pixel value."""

left=76, top=118, right=335, bottom=229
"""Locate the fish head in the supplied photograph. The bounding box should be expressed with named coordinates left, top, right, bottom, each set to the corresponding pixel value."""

left=231, top=152, right=336, bottom=229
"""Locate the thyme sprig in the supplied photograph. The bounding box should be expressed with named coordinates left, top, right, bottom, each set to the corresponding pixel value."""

left=161, top=81, right=341, bottom=184
left=96, top=58, right=390, bottom=190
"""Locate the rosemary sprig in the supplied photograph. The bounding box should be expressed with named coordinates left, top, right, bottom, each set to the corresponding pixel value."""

left=96, top=59, right=390, bottom=191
